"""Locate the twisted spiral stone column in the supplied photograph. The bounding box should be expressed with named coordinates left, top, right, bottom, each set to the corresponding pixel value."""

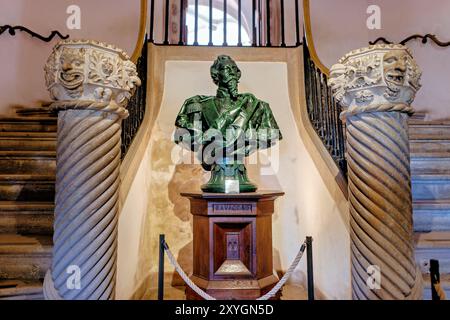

left=42, top=40, right=140, bottom=299
left=345, top=108, right=422, bottom=299
left=329, top=44, right=423, bottom=299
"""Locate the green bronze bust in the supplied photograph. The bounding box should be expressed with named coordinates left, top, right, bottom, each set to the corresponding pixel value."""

left=174, top=55, right=282, bottom=193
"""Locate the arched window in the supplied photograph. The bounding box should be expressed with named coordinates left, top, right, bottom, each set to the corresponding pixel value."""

left=186, top=4, right=251, bottom=46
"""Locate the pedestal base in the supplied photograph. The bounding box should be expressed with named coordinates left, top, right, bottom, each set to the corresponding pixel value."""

left=181, top=191, right=284, bottom=300
left=201, top=163, right=257, bottom=193
left=186, top=275, right=281, bottom=300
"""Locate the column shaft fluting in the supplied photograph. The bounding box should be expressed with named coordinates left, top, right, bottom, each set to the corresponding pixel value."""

left=51, top=109, right=122, bottom=299
left=346, top=111, right=421, bottom=299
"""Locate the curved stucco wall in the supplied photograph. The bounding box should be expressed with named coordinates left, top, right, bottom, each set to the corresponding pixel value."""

left=117, top=46, right=350, bottom=299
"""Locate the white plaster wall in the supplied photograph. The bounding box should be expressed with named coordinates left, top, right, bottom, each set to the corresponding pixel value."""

left=117, top=147, right=152, bottom=300
left=117, top=60, right=350, bottom=299
left=309, top=0, right=450, bottom=119
left=0, top=0, right=139, bottom=115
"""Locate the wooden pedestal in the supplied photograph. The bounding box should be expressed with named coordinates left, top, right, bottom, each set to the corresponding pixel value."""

left=181, top=190, right=284, bottom=300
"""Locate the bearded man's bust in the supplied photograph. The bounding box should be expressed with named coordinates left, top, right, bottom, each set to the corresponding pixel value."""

left=174, top=55, right=282, bottom=193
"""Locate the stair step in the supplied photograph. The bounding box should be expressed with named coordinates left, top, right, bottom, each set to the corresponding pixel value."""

left=414, top=200, right=450, bottom=210
left=410, top=123, right=450, bottom=128
left=0, top=132, right=56, bottom=139
left=414, top=200, right=450, bottom=232
left=407, top=112, right=427, bottom=122
left=422, top=273, right=450, bottom=300
left=409, top=132, right=450, bottom=141
left=0, top=150, right=56, bottom=158
left=415, top=232, right=450, bottom=274
left=409, top=131, right=450, bottom=141
left=15, top=106, right=56, bottom=118
left=411, top=152, right=450, bottom=158
left=409, top=121, right=450, bottom=140
left=0, top=174, right=55, bottom=201
left=415, top=231, right=450, bottom=249
left=0, top=136, right=56, bottom=151
left=0, top=280, right=44, bottom=300
left=0, top=201, right=55, bottom=213
left=0, top=151, right=56, bottom=175
left=409, top=118, right=450, bottom=126
left=0, top=117, right=57, bottom=133
left=412, top=174, right=450, bottom=200
left=0, top=234, right=52, bottom=280
left=0, top=201, right=54, bottom=234
left=411, top=157, right=450, bottom=175
left=410, top=140, right=450, bottom=154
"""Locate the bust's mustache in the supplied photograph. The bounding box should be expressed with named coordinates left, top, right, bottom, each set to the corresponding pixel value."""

left=222, top=75, right=238, bottom=84
left=224, top=78, right=238, bottom=95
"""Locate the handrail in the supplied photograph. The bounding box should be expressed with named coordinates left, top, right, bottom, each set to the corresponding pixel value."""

left=302, top=0, right=329, bottom=76
left=370, top=34, right=450, bottom=47
left=131, top=0, right=148, bottom=63
left=123, top=0, right=148, bottom=158
left=303, top=39, right=347, bottom=177
left=122, top=35, right=148, bottom=159
left=302, top=1, right=347, bottom=179
left=0, top=25, right=69, bottom=42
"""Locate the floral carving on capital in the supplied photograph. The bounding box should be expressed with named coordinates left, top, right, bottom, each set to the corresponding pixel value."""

left=88, top=50, right=123, bottom=88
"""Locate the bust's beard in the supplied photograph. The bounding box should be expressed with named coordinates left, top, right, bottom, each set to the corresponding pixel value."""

left=229, top=87, right=238, bottom=99
left=227, top=79, right=239, bottom=99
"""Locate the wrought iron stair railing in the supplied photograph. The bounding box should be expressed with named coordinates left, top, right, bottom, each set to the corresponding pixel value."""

left=121, top=36, right=148, bottom=159
left=303, top=37, right=347, bottom=177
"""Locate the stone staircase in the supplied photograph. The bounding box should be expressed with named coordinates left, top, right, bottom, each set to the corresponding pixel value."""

left=410, top=116, right=450, bottom=299
left=0, top=111, right=56, bottom=300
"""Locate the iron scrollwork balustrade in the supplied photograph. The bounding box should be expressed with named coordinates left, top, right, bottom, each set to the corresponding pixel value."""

left=370, top=34, right=450, bottom=47
left=303, top=37, right=347, bottom=177
left=0, top=25, right=69, bottom=42
left=121, top=37, right=148, bottom=159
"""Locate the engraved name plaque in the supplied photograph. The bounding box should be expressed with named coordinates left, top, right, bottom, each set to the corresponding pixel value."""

left=211, top=203, right=255, bottom=215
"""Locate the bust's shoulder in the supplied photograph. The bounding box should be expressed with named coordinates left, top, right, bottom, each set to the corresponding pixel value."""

left=239, top=93, right=268, bottom=105
left=183, top=95, right=214, bottom=103
left=239, top=93, right=256, bottom=100
left=181, top=95, right=214, bottom=114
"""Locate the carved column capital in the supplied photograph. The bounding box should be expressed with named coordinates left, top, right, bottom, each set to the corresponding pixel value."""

left=329, top=44, right=422, bottom=121
left=44, top=39, right=141, bottom=117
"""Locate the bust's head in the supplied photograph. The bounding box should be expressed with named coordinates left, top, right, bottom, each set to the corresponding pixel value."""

left=210, top=55, right=241, bottom=99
